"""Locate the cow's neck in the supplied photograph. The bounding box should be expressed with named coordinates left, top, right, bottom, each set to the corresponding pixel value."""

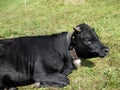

left=67, top=32, right=79, bottom=59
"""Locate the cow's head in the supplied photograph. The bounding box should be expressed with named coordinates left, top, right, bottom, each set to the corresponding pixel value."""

left=71, top=23, right=109, bottom=59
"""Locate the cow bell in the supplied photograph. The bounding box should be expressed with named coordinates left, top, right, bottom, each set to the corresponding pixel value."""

left=73, top=58, right=81, bottom=67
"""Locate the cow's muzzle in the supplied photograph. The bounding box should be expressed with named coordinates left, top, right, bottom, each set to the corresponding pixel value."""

left=92, top=46, right=109, bottom=58
left=99, top=46, right=109, bottom=58
left=103, top=48, right=109, bottom=55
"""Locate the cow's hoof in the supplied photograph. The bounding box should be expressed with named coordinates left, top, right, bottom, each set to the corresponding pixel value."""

left=32, top=82, right=40, bottom=88
left=7, top=87, right=18, bottom=90
left=3, top=88, right=7, bottom=90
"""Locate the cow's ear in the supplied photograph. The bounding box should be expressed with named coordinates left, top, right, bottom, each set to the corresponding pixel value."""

left=73, top=27, right=81, bottom=32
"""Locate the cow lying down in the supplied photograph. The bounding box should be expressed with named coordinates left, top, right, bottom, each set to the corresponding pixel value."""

left=0, top=23, right=109, bottom=90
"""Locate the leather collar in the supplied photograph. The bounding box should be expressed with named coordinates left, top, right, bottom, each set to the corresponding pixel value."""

left=67, top=32, right=79, bottom=60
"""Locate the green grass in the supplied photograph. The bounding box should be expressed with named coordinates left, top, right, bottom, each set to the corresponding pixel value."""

left=0, top=0, right=120, bottom=90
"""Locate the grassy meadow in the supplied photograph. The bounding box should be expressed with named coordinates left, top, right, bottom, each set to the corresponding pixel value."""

left=0, top=0, right=120, bottom=90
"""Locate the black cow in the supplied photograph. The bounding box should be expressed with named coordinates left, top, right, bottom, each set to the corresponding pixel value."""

left=0, top=23, right=109, bottom=90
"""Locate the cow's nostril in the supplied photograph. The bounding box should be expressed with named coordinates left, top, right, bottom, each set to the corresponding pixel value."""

left=104, top=48, right=109, bottom=54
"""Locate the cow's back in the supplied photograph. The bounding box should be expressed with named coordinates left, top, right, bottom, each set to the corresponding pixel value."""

left=0, top=32, right=69, bottom=74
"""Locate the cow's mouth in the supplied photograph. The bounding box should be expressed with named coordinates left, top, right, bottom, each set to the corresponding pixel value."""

left=93, top=48, right=109, bottom=58
left=93, top=52, right=106, bottom=58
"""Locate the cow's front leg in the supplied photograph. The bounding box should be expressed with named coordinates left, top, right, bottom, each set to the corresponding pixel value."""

left=33, top=73, right=69, bottom=88
left=36, top=81, right=68, bottom=88
left=61, top=56, right=74, bottom=76
left=32, top=81, right=66, bottom=88
left=61, top=64, right=74, bottom=76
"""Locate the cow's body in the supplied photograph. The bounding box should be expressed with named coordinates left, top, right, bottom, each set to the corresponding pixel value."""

left=0, top=23, right=109, bottom=90
left=0, top=32, right=73, bottom=89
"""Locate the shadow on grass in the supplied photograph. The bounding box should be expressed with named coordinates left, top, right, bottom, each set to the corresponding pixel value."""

left=81, top=59, right=96, bottom=68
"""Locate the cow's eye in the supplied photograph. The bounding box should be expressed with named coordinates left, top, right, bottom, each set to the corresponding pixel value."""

left=87, top=41, right=92, bottom=44
left=85, top=39, right=92, bottom=44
